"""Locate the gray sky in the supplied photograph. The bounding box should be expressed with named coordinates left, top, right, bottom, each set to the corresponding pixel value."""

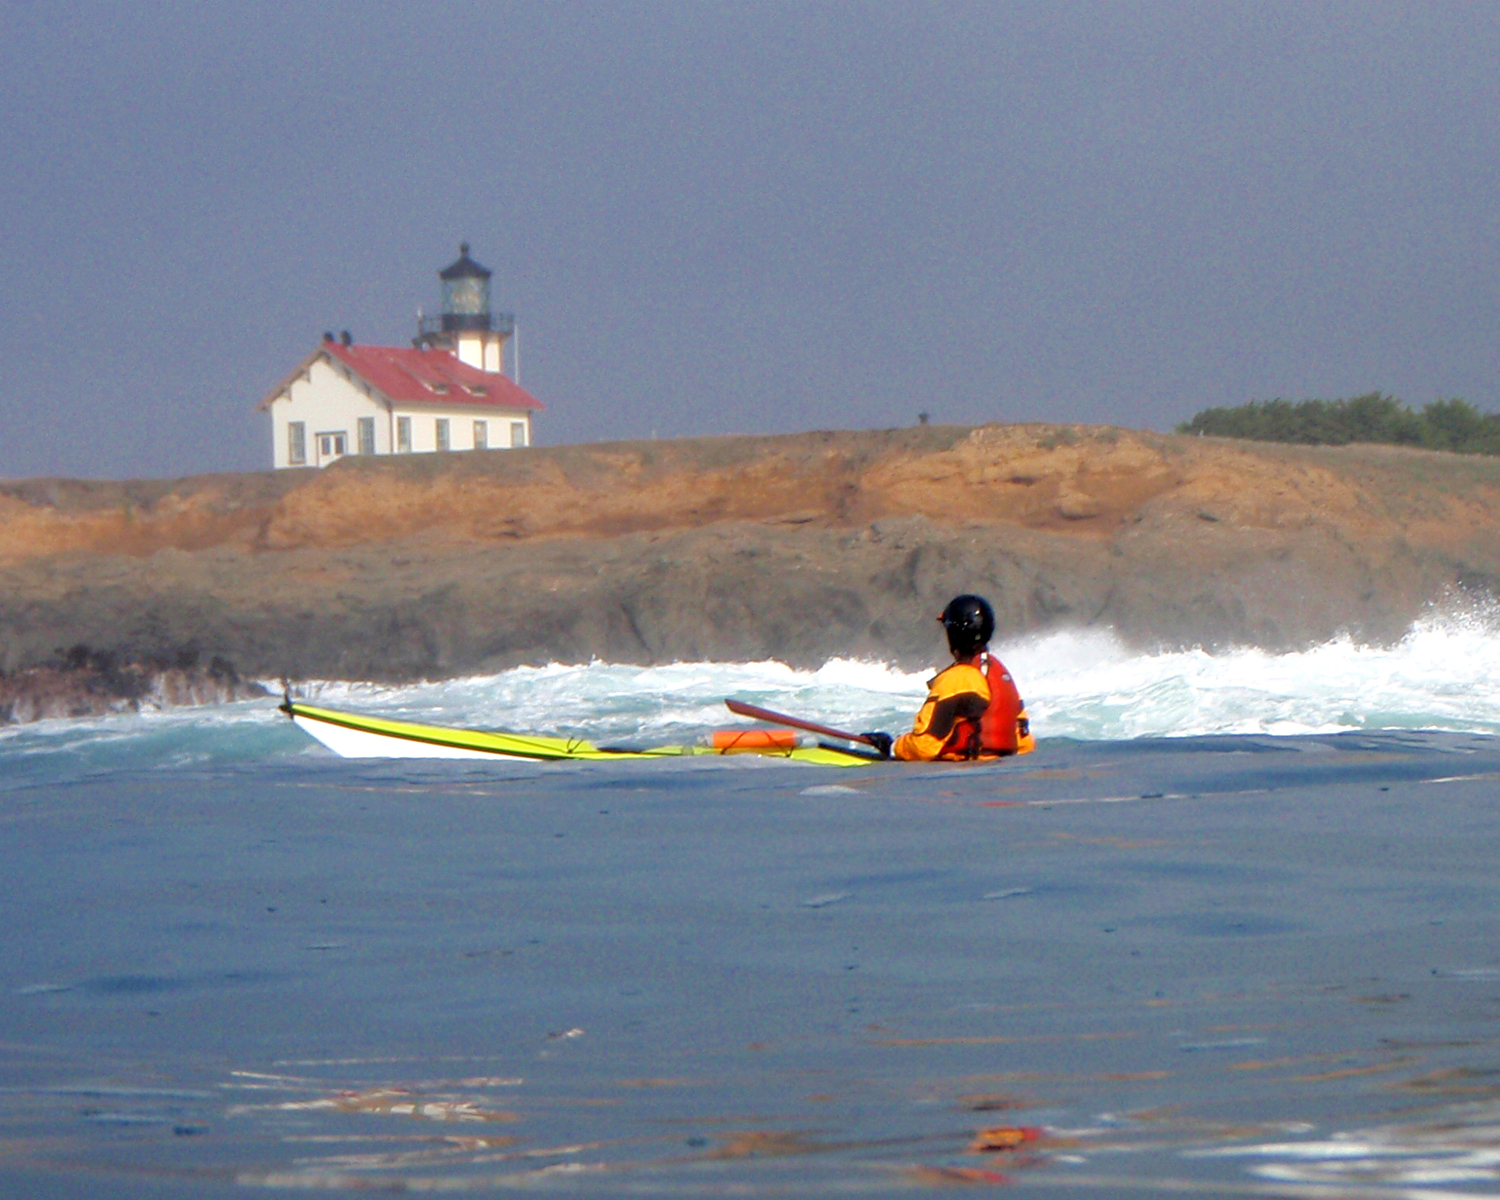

left=2, top=0, right=1497, bottom=479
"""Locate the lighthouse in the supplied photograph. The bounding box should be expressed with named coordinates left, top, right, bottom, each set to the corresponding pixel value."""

left=415, top=242, right=516, bottom=374
left=258, top=243, right=541, bottom=468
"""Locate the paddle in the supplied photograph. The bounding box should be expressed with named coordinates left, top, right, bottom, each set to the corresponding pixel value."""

left=724, top=698, right=877, bottom=747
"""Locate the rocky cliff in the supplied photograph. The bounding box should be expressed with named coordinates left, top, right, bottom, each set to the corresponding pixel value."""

left=3, top=424, right=1499, bottom=700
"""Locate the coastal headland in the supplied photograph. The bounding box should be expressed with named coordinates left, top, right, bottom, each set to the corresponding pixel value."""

left=4, top=423, right=1500, bottom=715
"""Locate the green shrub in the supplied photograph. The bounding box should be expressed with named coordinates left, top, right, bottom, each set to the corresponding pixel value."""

left=1177, top=394, right=1500, bottom=455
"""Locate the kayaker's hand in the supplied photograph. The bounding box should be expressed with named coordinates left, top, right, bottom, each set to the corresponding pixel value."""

left=862, top=731, right=893, bottom=759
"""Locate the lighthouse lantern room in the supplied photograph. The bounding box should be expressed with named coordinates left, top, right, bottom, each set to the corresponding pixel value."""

left=417, top=242, right=515, bottom=373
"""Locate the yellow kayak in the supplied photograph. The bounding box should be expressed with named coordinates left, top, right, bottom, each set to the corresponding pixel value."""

left=282, top=700, right=877, bottom=767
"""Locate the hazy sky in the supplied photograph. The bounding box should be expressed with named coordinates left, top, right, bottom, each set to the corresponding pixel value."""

left=2, top=1, right=1497, bottom=479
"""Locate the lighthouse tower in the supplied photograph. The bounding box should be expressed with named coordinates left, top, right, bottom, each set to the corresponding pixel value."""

left=415, top=243, right=515, bottom=374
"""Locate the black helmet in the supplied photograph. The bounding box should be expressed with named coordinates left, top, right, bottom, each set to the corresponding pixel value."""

left=938, top=594, right=995, bottom=657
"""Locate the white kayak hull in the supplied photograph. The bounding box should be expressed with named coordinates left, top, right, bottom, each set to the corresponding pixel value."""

left=291, top=713, right=508, bottom=760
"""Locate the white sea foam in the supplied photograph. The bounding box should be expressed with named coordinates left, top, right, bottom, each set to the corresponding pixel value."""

left=291, top=604, right=1500, bottom=745
left=1009, top=603, right=1500, bottom=740
left=3, top=605, right=1499, bottom=765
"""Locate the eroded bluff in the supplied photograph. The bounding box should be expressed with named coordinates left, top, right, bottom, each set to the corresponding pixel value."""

left=3, top=423, right=1499, bottom=690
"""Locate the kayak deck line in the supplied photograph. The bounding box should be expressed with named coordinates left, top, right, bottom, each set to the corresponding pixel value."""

left=281, top=700, right=875, bottom=767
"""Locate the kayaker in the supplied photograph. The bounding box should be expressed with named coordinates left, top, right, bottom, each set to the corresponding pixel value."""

left=863, top=594, right=1033, bottom=761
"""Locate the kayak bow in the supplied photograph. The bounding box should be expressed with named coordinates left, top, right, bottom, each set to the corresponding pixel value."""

left=281, top=699, right=874, bottom=766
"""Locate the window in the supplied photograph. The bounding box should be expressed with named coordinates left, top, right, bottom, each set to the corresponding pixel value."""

left=316, top=432, right=347, bottom=462
left=397, top=416, right=412, bottom=453
left=510, top=421, right=527, bottom=448
left=435, top=418, right=450, bottom=452
left=473, top=420, right=488, bottom=450
left=288, top=421, right=306, bottom=466
left=358, top=416, right=376, bottom=456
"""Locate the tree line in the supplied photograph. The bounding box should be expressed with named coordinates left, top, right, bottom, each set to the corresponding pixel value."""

left=1177, top=393, right=1500, bottom=455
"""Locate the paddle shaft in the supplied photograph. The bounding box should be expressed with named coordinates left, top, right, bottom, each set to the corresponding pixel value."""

left=724, top=699, right=875, bottom=747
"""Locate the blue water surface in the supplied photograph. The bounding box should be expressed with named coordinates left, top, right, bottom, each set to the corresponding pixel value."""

left=3, top=716, right=1500, bottom=1197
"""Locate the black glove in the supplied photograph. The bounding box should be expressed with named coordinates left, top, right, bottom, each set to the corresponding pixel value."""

left=862, top=731, right=893, bottom=759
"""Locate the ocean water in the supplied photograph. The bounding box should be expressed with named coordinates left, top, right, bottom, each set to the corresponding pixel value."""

left=4, top=610, right=1500, bottom=1197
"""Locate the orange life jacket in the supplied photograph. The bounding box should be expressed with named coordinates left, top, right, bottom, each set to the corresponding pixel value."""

left=949, top=652, right=1028, bottom=758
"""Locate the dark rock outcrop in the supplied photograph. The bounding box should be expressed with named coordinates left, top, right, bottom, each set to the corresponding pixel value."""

left=0, top=647, right=266, bottom=725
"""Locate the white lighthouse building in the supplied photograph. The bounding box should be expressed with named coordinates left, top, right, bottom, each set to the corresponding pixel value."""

left=258, top=245, right=543, bottom=469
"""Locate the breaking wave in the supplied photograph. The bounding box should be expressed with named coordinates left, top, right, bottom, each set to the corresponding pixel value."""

left=3, top=604, right=1499, bottom=771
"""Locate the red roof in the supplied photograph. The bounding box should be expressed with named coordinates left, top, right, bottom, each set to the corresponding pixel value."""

left=324, top=343, right=543, bottom=411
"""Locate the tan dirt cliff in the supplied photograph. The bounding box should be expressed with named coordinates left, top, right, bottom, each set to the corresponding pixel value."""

left=3, top=423, right=1499, bottom=684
